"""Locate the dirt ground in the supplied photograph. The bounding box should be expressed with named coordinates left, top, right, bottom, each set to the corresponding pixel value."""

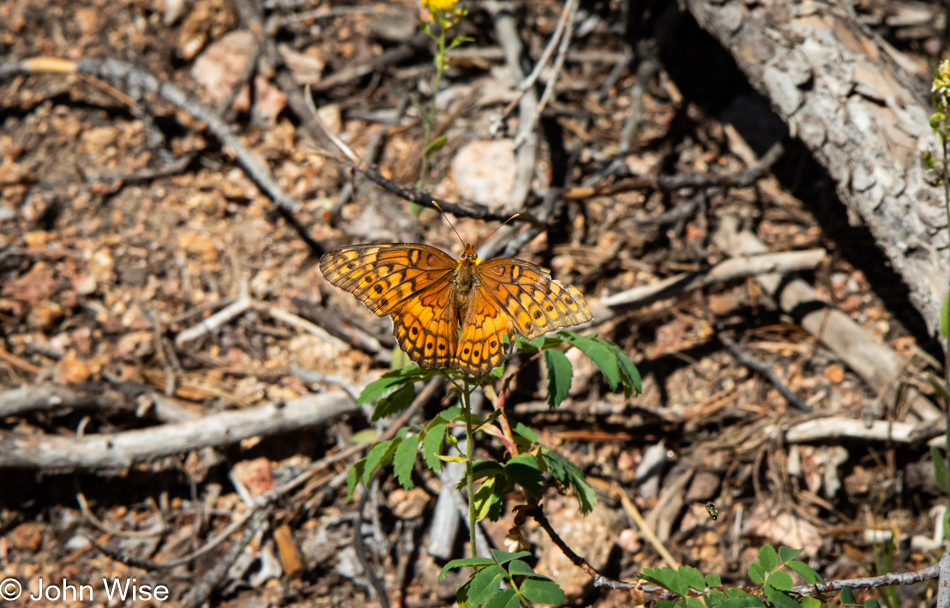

left=1, top=0, right=948, bottom=607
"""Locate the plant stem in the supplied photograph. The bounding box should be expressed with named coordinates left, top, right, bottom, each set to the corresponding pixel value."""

left=418, top=20, right=448, bottom=188
left=462, top=380, right=478, bottom=559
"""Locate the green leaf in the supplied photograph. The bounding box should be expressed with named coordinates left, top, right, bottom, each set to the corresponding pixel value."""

left=800, top=598, right=821, bottom=608
left=863, top=600, right=882, bottom=608
left=641, top=567, right=688, bottom=597
left=787, top=560, right=824, bottom=585
left=605, top=341, right=642, bottom=397
left=562, top=333, right=619, bottom=389
left=935, top=446, right=950, bottom=494
left=520, top=578, right=566, bottom=605
left=766, top=570, right=793, bottom=591
left=472, top=476, right=497, bottom=522
left=351, top=428, right=379, bottom=444
left=371, top=383, right=415, bottom=421
left=840, top=587, right=857, bottom=605
left=512, top=422, right=537, bottom=443
left=678, top=565, right=705, bottom=593
left=484, top=588, right=520, bottom=608
left=358, top=366, right=422, bottom=405
left=466, top=565, right=507, bottom=606
left=542, top=348, right=573, bottom=408
left=506, top=560, right=535, bottom=577
left=393, top=433, right=420, bottom=488
left=538, top=447, right=597, bottom=514
left=346, top=458, right=365, bottom=498
left=654, top=602, right=678, bottom=608
left=747, top=562, right=765, bottom=584
left=490, top=549, right=532, bottom=565
left=758, top=545, right=778, bottom=572
left=491, top=365, right=505, bottom=378
left=439, top=557, right=496, bottom=580
left=422, top=423, right=448, bottom=473
left=704, top=573, right=722, bottom=588
left=363, top=439, right=399, bottom=484
left=762, top=588, right=801, bottom=608
left=424, top=134, right=448, bottom=157
left=778, top=546, right=804, bottom=564
left=505, top=454, right=544, bottom=499
left=683, top=599, right=705, bottom=608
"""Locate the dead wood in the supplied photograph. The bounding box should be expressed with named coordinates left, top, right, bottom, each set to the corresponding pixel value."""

left=685, top=0, right=948, bottom=335
left=0, top=391, right=354, bottom=469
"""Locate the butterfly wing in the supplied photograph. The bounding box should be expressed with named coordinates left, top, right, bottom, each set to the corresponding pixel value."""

left=455, top=287, right=511, bottom=376
left=319, top=244, right=456, bottom=316
left=476, top=258, right=592, bottom=341
left=319, top=244, right=460, bottom=369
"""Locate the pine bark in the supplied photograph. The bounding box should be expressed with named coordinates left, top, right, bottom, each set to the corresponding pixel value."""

left=685, top=0, right=947, bottom=335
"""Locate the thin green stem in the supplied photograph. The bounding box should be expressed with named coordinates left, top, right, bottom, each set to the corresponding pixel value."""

left=462, top=380, right=478, bottom=559
left=418, top=15, right=448, bottom=188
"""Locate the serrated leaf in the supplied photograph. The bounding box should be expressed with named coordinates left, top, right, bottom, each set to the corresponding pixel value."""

left=758, top=545, right=778, bottom=571
left=472, top=476, right=497, bottom=522
left=932, top=445, right=950, bottom=494
left=346, top=459, right=365, bottom=498
left=563, top=334, right=619, bottom=389
left=437, top=406, right=463, bottom=423
left=484, top=588, right=519, bottom=608
left=363, top=439, right=396, bottom=484
left=513, top=422, right=537, bottom=443
left=506, top=454, right=544, bottom=499
left=422, top=423, right=447, bottom=473
left=787, top=560, right=824, bottom=585
left=762, top=588, right=801, bottom=608
left=778, top=546, right=804, bottom=564
left=747, top=562, right=765, bottom=583
left=704, top=573, right=722, bottom=588
left=766, top=570, right=794, bottom=591
left=490, top=549, right=532, bottom=565
left=800, top=598, right=821, bottom=608
left=466, top=565, right=507, bottom=606
left=683, top=598, right=705, bottom=608
left=641, top=567, right=688, bottom=597
left=840, top=587, right=857, bottom=605
left=371, top=382, right=415, bottom=421
left=539, top=447, right=597, bottom=514
left=605, top=341, right=642, bottom=397
left=506, top=560, right=535, bottom=577
left=520, top=578, right=565, bottom=605
left=358, top=366, right=422, bottom=405
left=393, top=433, right=420, bottom=488
left=678, top=565, right=705, bottom=592
left=438, top=557, right=496, bottom=580
left=543, top=349, right=572, bottom=408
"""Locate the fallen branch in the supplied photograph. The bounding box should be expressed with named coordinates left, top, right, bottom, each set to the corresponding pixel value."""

left=588, top=248, right=827, bottom=321
left=0, top=391, right=355, bottom=469
left=0, top=382, right=198, bottom=423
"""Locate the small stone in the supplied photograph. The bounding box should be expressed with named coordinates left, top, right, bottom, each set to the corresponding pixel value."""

left=450, top=140, right=517, bottom=209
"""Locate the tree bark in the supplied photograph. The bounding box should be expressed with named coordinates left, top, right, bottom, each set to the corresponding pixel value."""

left=684, top=0, right=947, bottom=336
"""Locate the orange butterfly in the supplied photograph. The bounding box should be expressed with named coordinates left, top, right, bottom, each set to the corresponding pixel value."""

left=319, top=238, right=592, bottom=376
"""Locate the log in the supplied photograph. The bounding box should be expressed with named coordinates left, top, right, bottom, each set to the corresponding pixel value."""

left=685, top=0, right=948, bottom=336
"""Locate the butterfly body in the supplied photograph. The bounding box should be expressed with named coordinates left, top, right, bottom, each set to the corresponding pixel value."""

left=320, top=242, right=592, bottom=376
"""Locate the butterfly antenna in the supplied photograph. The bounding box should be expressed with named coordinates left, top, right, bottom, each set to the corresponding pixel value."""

left=432, top=201, right=466, bottom=245
left=475, top=213, right=521, bottom=249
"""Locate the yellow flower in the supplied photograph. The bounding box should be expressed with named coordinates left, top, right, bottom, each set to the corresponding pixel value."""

left=423, top=0, right=459, bottom=10
left=933, top=59, right=950, bottom=95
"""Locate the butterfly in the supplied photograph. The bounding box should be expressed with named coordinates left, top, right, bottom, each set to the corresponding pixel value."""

left=319, top=240, right=593, bottom=376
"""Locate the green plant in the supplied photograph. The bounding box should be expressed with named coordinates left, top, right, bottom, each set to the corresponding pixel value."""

left=643, top=545, right=883, bottom=608
left=349, top=330, right=640, bottom=606
left=416, top=0, right=472, bottom=190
